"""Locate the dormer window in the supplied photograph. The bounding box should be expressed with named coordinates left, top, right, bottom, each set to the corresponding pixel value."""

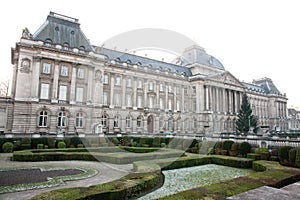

left=63, top=42, right=69, bottom=50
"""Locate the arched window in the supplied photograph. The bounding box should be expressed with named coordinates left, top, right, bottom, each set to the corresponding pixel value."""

left=101, top=115, right=108, bottom=128
left=137, top=116, right=143, bottom=128
left=114, top=115, right=120, bottom=128
left=126, top=115, right=131, bottom=128
left=58, top=111, right=67, bottom=127
left=75, top=112, right=84, bottom=128
left=38, top=111, right=48, bottom=127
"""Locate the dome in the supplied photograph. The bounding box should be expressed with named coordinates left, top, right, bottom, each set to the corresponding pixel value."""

left=173, top=45, right=225, bottom=70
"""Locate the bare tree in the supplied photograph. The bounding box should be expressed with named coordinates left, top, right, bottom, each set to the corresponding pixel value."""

left=0, top=79, right=10, bottom=97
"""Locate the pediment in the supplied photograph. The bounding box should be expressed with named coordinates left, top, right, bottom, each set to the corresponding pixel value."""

left=207, top=71, right=244, bottom=87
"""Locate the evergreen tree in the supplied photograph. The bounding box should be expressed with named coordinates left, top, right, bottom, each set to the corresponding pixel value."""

left=236, top=93, right=259, bottom=134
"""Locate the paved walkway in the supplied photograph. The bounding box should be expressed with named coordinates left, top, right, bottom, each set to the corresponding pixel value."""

left=0, top=154, right=132, bottom=200
left=227, top=183, right=300, bottom=200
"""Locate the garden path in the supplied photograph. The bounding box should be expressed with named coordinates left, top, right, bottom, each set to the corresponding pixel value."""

left=0, top=154, right=132, bottom=200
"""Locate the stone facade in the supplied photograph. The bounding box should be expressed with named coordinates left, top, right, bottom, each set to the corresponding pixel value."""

left=1, top=12, right=289, bottom=135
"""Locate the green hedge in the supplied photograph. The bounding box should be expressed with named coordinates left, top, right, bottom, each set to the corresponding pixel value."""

left=247, top=153, right=260, bottom=160
left=2, top=142, right=13, bottom=153
left=278, top=146, right=293, bottom=165
left=252, top=161, right=267, bottom=172
left=296, top=147, right=300, bottom=168
left=31, top=162, right=163, bottom=200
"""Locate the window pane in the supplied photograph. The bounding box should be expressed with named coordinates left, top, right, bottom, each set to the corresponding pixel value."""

left=59, top=85, right=67, bottom=101
left=114, top=93, right=121, bottom=106
left=77, top=69, right=84, bottom=78
left=103, top=92, right=108, bottom=105
left=126, top=94, right=132, bottom=107
left=103, top=74, right=109, bottom=84
left=39, top=111, right=47, bottom=127
left=76, top=87, right=83, bottom=102
left=127, top=78, right=132, bottom=87
left=115, top=77, right=121, bottom=85
left=137, top=95, right=142, bottom=108
left=40, top=83, right=49, bottom=99
left=61, top=66, right=68, bottom=76
left=137, top=80, right=142, bottom=89
left=43, top=63, right=51, bottom=74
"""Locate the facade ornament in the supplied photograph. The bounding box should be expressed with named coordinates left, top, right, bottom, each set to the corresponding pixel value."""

left=95, top=70, right=102, bottom=82
left=22, top=27, right=32, bottom=39
left=20, top=58, right=31, bottom=73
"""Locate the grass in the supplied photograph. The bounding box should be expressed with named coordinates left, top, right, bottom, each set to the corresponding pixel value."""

left=157, top=161, right=300, bottom=200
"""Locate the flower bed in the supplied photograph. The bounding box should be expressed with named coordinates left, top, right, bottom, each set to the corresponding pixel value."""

left=0, top=167, right=98, bottom=194
left=139, top=164, right=250, bottom=200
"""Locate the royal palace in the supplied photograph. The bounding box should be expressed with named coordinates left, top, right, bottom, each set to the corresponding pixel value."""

left=0, top=12, right=291, bottom=136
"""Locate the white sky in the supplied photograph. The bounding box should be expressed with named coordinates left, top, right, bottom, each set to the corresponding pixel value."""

left=1, top=0, right=300, bottom=107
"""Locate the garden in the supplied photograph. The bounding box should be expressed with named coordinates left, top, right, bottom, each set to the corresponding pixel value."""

left=1, top=136, right=300, bottom=199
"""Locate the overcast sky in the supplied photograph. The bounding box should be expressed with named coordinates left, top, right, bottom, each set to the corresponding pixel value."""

left=1, top=0, right=300, bottom=107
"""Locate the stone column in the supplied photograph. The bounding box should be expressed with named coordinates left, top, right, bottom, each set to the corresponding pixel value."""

left=205, top=86, right=209, bottom=110
left=70, top=64, right=77, bottom=104
left=109, top=75, right=115, bottom=105
left=133, top=79, right=137, bottom=107
left=51, top=60, right=60, bottom=101
left=216, top=87, right=219, bottom=113
left=31, top=56, right=41, bottom=100
left=122, top=76, right=126, bottom=107
left=87, top=68, right=94, bottom=103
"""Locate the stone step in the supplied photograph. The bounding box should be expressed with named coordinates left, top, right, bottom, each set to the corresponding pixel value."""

left=227, top=186, right=300, bottom=200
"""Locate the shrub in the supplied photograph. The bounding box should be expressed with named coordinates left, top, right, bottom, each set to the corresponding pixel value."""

left=2, top=142, right=13, bottom=153
left=152, top=137, right=161, bottom=147
left=221, top=150, right=228, bottom=156
left=132, top=141, right=138, bottom=147
left=21, top=137, right=31, bottom=144
left=271, top=148, right=279, bottom=156
left=47, top=138, right=55, bottom=148
left=255, top=147, right=269, bottom=155
left=70, top=137, right=82, bottom=147
left=289, top=148, right=297, bottom=165
left=261, top=152, right=270, bottom=160
left=120, top=136, right=131, bottom=146
left=111, top=138, right=119, bottom=146
left=214, top=142, right=223, bottom=155
left=278, top=146, right=293, bottom=165
left=238, top=142, right=252, bottom=157
left=161, top=143, right=166, bottom=148
left=64, top=138, right=71, bottom=148
left=295, top=147, right=300, bottom=168
left=222, top=140, right=234, bottom=151
left=37, top=144, right=44, bottom=149
left=57, top=141, right=66, bottom=149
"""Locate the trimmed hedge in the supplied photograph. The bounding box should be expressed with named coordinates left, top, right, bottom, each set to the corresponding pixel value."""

left=31, top=162, right=163, bottom=200
left=296, top=147, right=300, bottom=168
left=278, top=146, right=293, bottom=165
left=238, top=142, right=252, bottom=157
left=252, top=161, right=267, bottom=172
left=247, top=153, right=260, bottom=160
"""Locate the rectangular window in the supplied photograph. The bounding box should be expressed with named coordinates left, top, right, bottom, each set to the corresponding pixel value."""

left=42, top=63, right=51, bottom=74
left=103, top=74, right=109, bottom=84
left=177, top=100, right=181, bottom=111
left=115, top=77, right=121, bottom=85
left=184, top=87, right=188, bottom=95
left=159, top=97, right=164, bottom=109
left=126, top=78, right=132, bottom=87
left=137, top=80, right=143, bottom=89
left=137, top=95, right=143, bottom=108
left=159, top=83, right=164, bottom=92
left=168, top=85, right=172, bottom=93
left=126, top=94, right=132, bottom=107
left=103, top=92, right=108, bottom=105
left=114, top=93, right=121, bottom=106
left=176, top=86, right=181, bottom=94
left=149, top=96, right=154, bottom=108
left=59, top=85, right=67, bottom=101
left=76, top=87, right=83, bottom=102
left=77, top=68, right=84, bottom=78
left=40, top=83, right=50, bottom=99
left=192, top=86, right=196, bottom=94
left=193, top=100, right=197, bottom=111
left=148, top=82, right=154, bottom=91
left=61, top=66, right=68, bottom=76
left=168, top=99, right=172, bottom=110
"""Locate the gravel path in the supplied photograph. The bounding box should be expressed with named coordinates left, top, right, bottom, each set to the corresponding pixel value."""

left=0, top=153, right=132, bottom=200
